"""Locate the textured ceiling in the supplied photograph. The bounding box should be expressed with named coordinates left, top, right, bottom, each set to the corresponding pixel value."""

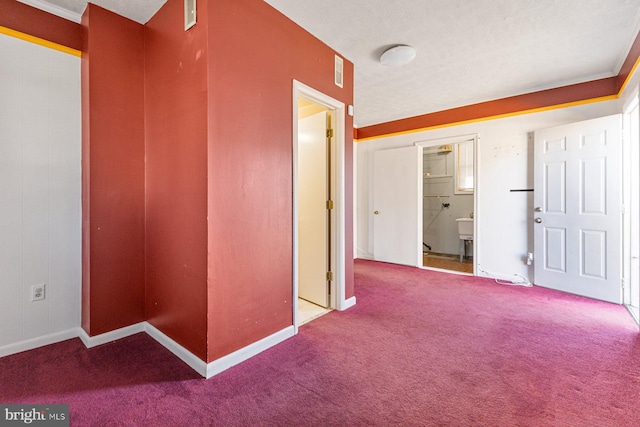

left=265, top=0, right=640, bottom=127
left=19, top=0, right=640, bottom=127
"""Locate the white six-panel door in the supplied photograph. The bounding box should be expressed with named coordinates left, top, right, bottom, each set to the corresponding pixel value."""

left=534, top=115, right=622, bottom=303
left=373, top=146, right=422, bottom=266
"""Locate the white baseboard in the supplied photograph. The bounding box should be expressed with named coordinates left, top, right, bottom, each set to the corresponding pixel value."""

left=339, top=296, right=357, bottom=311
left=77, top=322, right=295, bottom=379
left=0, top=327, right=82, bottom=358
left=2, top=322, right=296, bottom=380
left=205, top=326, right=295, bottom=379
left=78, top=322, right=145, bottom=348
left=144, top=322, right=207, bottom=377
left=356, top=248, right=374, bottom=260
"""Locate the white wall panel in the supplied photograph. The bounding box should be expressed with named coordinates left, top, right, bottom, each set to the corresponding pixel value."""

left=0, top=34, right=26, bottom=345
left=0, top=34, right=81, bottom=348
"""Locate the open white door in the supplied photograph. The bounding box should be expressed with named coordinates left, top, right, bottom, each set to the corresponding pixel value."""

left=298, top=110, right=329, bottom=307
left=373, top=146, right=421, bottom=266
left=534, top=115, right=622, bottom=303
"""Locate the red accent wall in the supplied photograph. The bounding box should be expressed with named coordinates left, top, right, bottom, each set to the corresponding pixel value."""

left=0, top=0, right=81, bottom=50
left=81, top=4, right=146, bottom=335
left=144, top=0, right=209, bottom=360
left=206, top=0, right=355, bottom=361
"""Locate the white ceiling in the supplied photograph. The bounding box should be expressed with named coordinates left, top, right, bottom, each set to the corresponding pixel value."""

left=17, top=0, right=167, bottom=25
left=20, top=0, right=640, bottom=128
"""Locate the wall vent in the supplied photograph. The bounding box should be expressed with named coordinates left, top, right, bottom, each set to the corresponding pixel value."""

left=184, top=0, right=197, bottom=30
left=334, top=55, right=344, bottom=88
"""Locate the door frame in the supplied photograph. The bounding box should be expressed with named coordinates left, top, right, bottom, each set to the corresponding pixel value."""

left=292, top=80, right=347, bottom=333
left=623, top=88, right=640, bottom=324
left=414, top=134, right=478, bottom=275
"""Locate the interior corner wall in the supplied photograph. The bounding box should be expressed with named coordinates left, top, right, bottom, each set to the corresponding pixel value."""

left=205, top=0, right=355, bottom=362
left=356, top=99, right=620, bottom=281
left=81, top=4, right=145, bottom=336
left=143, top=0, right=209, bottom=361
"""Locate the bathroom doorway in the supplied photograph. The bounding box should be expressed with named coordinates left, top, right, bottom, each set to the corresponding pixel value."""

left=417, top=135, right=477, bottom=275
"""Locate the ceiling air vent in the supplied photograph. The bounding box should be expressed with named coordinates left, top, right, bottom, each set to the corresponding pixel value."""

left=185, top=0, right=196, bottom=31
left=335, top=55, right=343, bottom=88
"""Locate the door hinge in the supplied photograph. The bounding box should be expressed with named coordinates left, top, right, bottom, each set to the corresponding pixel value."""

left=621, top=278, right=625, bottom=290
left=622, top=203, right=626, bottom=215
left=326, top=271, right=334, bottom=281
left=326, top=128, right=334, bottom=138
left=326, top=200, right=334, bottom=210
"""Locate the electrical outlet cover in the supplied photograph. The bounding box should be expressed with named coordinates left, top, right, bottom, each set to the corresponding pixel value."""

left=31, top=284, right=45, bottom=301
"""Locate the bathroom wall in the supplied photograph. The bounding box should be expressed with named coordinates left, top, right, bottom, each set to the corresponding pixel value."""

left=422, top=148, right=474, bottom=255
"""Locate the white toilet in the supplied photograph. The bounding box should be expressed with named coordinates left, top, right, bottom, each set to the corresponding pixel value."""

left=456, top=218, right=473, bottom=262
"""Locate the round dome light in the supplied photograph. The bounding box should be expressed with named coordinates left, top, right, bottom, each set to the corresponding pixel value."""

left=380, top=45, right=417, bottom=67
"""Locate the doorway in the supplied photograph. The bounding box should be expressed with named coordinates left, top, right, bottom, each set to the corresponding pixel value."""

left=297, top=99, right=331, bottom=324
left=418, top=136, right=477, bottom=275
left=292, top=81, right=347, bottom=331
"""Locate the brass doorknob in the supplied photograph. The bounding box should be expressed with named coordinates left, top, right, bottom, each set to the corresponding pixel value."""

left=374, top=211, right=379, bottom=215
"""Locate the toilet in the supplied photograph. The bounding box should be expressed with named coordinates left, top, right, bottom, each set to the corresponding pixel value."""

left=456, top=218, right=473, bottom=262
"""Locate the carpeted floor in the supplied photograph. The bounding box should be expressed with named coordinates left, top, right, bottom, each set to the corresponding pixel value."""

left=1, top=260, right=639, bottom=426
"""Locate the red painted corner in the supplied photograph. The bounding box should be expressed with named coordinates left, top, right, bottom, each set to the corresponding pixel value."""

left=143, top=0, right=209, bottom=361
left=81, top=4, right=146, bottom=336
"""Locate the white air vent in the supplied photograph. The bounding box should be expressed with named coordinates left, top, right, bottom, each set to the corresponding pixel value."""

left=185, top=0, right=197, bottom=30
left=335, top=55, right=344, bottom=88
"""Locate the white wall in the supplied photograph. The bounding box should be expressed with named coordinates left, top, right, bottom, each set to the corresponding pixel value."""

left=0, top=34, right=81, bottom=351
left=357, top=100, right=621, bottom=282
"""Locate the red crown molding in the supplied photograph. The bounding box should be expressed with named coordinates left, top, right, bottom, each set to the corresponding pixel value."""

left=356, top=77, right=618, bottom=140
left=0, top=0, right=82, bottom=50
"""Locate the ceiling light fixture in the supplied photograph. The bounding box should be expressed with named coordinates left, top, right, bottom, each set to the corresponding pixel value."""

left=380, top=45, right=416, bottom=67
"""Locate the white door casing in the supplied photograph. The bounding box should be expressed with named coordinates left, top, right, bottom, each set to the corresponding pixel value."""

left=623, top=96, right=640, bottom=322
left=292, top=80, right=352, bottom=334
left=373, top=146, right=422, bottom=266
left=534, top=115, right=622, bottom=303
left=297, top=110, right=329, bottom=308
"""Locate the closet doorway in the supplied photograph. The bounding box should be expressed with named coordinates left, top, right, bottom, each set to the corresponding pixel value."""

left=296, top=98, right=332, bottom=325
left=418, top=136, right=477, bottom=275
left=292, top=80, right=348, bottom=331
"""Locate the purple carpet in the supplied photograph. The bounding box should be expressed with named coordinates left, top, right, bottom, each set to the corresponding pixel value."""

left=1, top=260, right=639, bottom=426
